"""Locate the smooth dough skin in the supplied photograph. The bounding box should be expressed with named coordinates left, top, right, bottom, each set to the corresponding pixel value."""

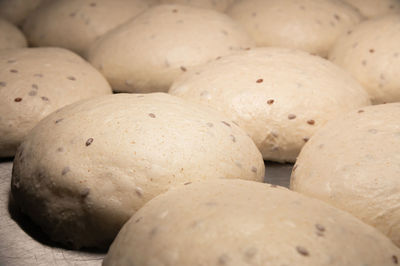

left=329, top=15, right=400, bottom=104
left=170, top=48, right=371, bottom=163
left=0, top=18, right=27, bottom=49
left=103, top=179, right=400, bottom=266
left=226, top=0, right=362, bottom=57
left=157, top=0, right=235, bottom=11
left=0, top=48, right=112, bottom=158
left=343, top=0, right=400, bottom=18
left=0, top=0, right=44, bottom=26
left=88, top=4, right=254, bottom=93
left=23, top=0, right=153, bottom=56
left=11, top=93, right=264, bottom=249
left=291, top=104, right=400, bottom=247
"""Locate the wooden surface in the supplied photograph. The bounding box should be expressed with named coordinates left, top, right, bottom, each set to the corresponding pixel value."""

left=0, top=159, right=292, bottom=266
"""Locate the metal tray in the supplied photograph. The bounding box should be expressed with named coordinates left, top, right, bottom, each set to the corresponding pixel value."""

left=0, top=159, right=292, bottom=266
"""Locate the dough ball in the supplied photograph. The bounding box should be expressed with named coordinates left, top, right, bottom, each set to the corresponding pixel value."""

left=0, top=0, right=45, bottom=26
left=329, top=15, right=400, bottom=104
left=227, top=0, right=362, bottom=57
left=104, top=179, right=400, bottom=266
left=170, top=48, right=371, bottom=163
left=0, top=47, right=112, bottom=157
left=87, top=4, right=254, bottom=93
left=11, top=93, right=264, bottom=249
left=156, top=0, right=235, bottom=11
left=291, top=103, right=400, bottom=246
left=0, top=18, right=27, bottom=49
left=343, top=0, right=400, bottom=18
left=23, top=0, right=153, bottom=56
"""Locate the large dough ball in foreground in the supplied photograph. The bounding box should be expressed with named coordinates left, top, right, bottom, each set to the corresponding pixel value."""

left=0, top=18, right=27, bottom=49
left=0, top=0, right=44, bottom=26
left=291, top=103, right=400, bottom=246
left=329, top=15, right=400, bottom=104
left=157, top=0, right=235, bottom=11
left=227, top=0, right=362, bottom=57
left=23, top=0, right=153, bottom=56
left=0, top=48, right=112, bottom=157
left=11, top=93, right=264, bottom=249
left=342, top=0, right=400, bottom=18
left=88, top=4, right=254, bottom=93
left=170, top=48, right=370, bottom=163
left=104, top=179, right=400, bottom=266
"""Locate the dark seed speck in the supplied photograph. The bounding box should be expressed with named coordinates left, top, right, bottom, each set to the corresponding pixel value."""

left=0, top=82, right=6, bottom=87
left=148, top=113, right=156, bottom=118
left=267, top=99, right=274, bottom=105
left=14, top=97, right=22, bottom=102
left=41, top=96, right=49, bottom=101
left=85, top=138, right=94, bottom=146
left=296, top=246, right=309, bottom=256
left=180, top=66, right=187, bottom=72
left=67, top=76, right=76, bottom=81
left=61, top=167, right=70, bottom=175
left=251, top=166, right=257, bottom=173
left=221, top=121, right=231, bottom=127
left=307, top=120, right=315, bottom=125
left=288, top=114, right=296, bottom=120
left=256, top=78, right=263, bottom=83
left=393, top=255, right=398, bottom=264
left=10, top=69, right=18, bottom=73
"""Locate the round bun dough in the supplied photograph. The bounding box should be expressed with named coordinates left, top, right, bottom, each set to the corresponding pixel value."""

left=343, top=0, right=400, bottom=18
left=23, top=0, right=153, bottom=56
left=170, top=48, right=371, bottom=163
left=104, top=179, right=400, bottom=266
left=156, top=0, right=235, bottom=11
left=329, top=15, right=400, bottom=104
left=0, top=18, right=27, bottom=49
left=291, top=103, right=400, bottom=247
left=11, top=93, right=264, bottom=249
left=0, top=47, right=112, bottom=158
left=88, top=4, right=254, bottom=93
left=227, top=0, right=362, bottom=57
left=0, top=0, right=44, bottom=26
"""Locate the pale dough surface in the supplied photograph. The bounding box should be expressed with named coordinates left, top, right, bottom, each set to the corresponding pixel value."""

left=88, top=4, right=254, bottom=93
left=11, top=93, right=264, bottom=249
left=343, top=0, right=400, bottom=18
left=227, top=0, right=362, bottom=57
left=104, top=179, right=400, bottom=266
left=0, top=18, right=27, bottom=50
left=0, top=47, right=112, bottom=157
left=170, top=48, right=371, bottom=162
left=0, top=0, right=44, bottom=26
left=329, top=15, right=400, bottom=104
left=157, top=0, right=235, bottom=11
left=291, top=103, right=400, bottom=247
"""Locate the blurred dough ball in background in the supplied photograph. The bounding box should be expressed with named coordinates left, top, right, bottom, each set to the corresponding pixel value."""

left=291, top=103, right=400, bottom=246
left=342, top=0, right=400, bottom=18
left=0, top=0, right=45, bottom=26
left=88, top=4, right=254, bottom=93
left=11, top=93, right=264, bottom=249
left=0, top=47, right=112, bottom=158
left=156, top=0, right=235, bottom=11
left=170, top=48, right=371, bottom=163
left=23, top=0, right=154, bottom=57
left=227, top=0, right=362, bottom=57
left=0, top=18, right=27, bottom=49
left=104, top=179, right=400, bottom=266
left=329, top=15, right=400, bottom=104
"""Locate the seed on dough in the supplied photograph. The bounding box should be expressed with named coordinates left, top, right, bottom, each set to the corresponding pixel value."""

left=135, top=217, right=142, bottom=223
left=41, top=96, right=49, bottom=101
left=184, top=182, right=192, bottom=185
left=172, top=9, right=178, bottom=13
left=32, top=84, right=39, bottom=90
left=296, top=246, right=309, bottom=256
left=180, top=66, right=187, bottom=72
left=55, top=118, right=64, bottom=124
left=369, top=49, right=375, bottom=53
left=315, top=223, right=325, bottom=232
left=135, top=187, right=143, bottom=197
left=307, top=120, right=315, bottom=125
left=303, top=137, right=309, bottom=142
left=67, top=76, right=76, bottom=81
left=90, top=2, right=96, bottom=7
left=85, top=138, right=94, bottom=146
left=0, top=82, right=6, bottom=87
left=358, top=110, right=364, bottom=113
left=57, top=147, right=64, bottom=152
left=267, top=99, right=274, bottom=105
left=288, top=114, right=296, bottom=120
left=251, top=166, right=257, bottom=173
left=14, top=97, right=22, bottom=102
left=334, top=14, right=340, bottom=20
left=221, top=121, right=231, bottom=127
left=10, top=69, right=18, bottom=73
left=230, top=134, right=236, bottom=143
left=256, top=78, right=263, bottom=83
left=393, top=255, right=398, bottom=264
left=148, top=113, right=156, bottom=118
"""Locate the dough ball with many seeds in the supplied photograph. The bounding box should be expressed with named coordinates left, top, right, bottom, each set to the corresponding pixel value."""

left=342, top=0, right=400, bottom=18
left=88, top=4, right=254, bottom=93
left=0, top=18, right=27, bottom=49
left=329, top=15, right=400, bottom=104
left=23, top=0, right=153, bottom=57
left=227, top=0, right=362, bottom=57
left=0, top=0, right=45, bottom=26
left=11, top=93, right=264, bottom=249
left=104, top=179, right=400, bottom=266
left=291, top=103, right=400, bottom=247
left=156, top=0, right=235, bottom=11
left=170, top=48, right=371, bottom=163
left=0, top=47, right=112, bottom=157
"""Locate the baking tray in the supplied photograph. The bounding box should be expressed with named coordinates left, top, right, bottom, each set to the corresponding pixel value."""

left=0, top=159, right=292, bottom=266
